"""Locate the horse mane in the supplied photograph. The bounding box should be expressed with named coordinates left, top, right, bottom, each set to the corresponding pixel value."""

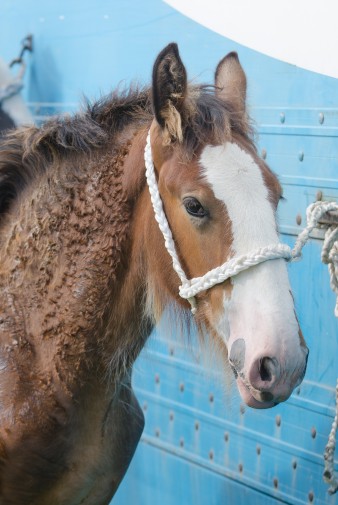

left=0, top=86, right=152, bottom=219
left=0, top=83, right=254, bottom=220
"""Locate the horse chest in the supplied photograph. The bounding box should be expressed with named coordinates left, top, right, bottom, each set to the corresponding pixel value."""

left=38, top=380, right=144, bottom=505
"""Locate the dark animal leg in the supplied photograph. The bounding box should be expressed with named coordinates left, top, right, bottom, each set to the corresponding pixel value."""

left=80, top=375, right=144, bottom=505
left=108, top=376, right=145, bottom=495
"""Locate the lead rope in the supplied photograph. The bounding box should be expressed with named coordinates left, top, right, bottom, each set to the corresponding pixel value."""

left=144, top=132, right=337, bottom=492
left=297, top=203, right=338, bottom=495
left=300, top=202, right=338, bottom=495
left=291, top=201, right=338, bottom=495
left=317, top=203, right=338, bottom=495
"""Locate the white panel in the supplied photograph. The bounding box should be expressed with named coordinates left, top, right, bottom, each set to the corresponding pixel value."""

left=164, top=0, right=338, bottom=79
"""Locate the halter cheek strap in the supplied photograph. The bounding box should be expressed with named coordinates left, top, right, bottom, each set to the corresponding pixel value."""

left=144, top=129, right=337, bottom=314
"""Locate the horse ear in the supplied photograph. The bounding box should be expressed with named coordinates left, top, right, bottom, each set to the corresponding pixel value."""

left=215, top=52, right=247, bottom=115
left=152, top=43, right=187, bottom=143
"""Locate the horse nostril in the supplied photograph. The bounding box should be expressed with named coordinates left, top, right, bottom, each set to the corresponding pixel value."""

left=259, top=357, right=276, bottom=382
left=249, top=356, right=280, bottom=391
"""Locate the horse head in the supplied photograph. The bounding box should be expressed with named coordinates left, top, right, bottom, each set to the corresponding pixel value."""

left=146, top=43, right=308, bottom=409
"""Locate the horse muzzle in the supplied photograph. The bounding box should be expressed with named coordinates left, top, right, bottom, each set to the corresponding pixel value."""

left=229, top=341, right=309, bottom=409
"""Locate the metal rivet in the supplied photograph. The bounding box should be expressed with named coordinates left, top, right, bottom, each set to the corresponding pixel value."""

left=240, top=404, right=246, bottom=415
left=280, top=112, right=285, bottom=123
left=238, top=463, right=243, bottom=473
left=155, top=374, right=160, bottom=384
left=224, top=432, right=229, bottom=442
left=169, top=411, right=174, bottom=421
left=143, top=402, right=147, bottom=411
left=292, top=460, right=297, bottom=470
left=261, top=149, right=267, bottom=160
left=311, top=427, right=316, bottom=439
left=256, top=445, right=261, bottom=455
left=155, top=428, right=160, bottom=437
left=209, top=450, right=214, bottom=460
left=209, top=393, right=214, bottom=403
left=195, top=421, right=199, bottom=431
left=298, top=151, right=304, bottom=161
left=316, top=190, right=323, bottom=201
left=179, top=437, right=184, bottom=447
left=275, top=415, right=281, bottom=427
left=179, top=382, right=184, bottom=392
left=273, top=478, right=278, bottom=489
left=318, top=112, right=324, bottom=124
left=296, top=214, right=302, bottom=226
left=308, top=491, right=314, bottom=502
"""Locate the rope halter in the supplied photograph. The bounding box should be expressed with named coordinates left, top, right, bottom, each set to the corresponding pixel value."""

left=144, top=131, right=337, bottom=314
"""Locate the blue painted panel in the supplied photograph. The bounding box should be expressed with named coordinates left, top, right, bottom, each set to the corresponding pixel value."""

left=114, top=441, right=302, bottom=505
left=115, top=442, right=290, bottom=505
left=1, top=0, right=338, bottom=107
left=0, top=1, right=337, bottom=504
left=114, top=318, right=337, bottom=505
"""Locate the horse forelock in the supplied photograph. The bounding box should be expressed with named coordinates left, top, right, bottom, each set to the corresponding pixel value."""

left=182, top=85, right=253, bottom=154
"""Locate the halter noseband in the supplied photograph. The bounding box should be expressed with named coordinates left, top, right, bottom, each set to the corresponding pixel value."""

left=144, top=130, right=327, bottom=314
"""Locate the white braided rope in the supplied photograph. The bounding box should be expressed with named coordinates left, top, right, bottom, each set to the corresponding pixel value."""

left=144, top=132, right=338, bottom=310
left=144, top=131, right=187, bottom=285
left=179, top=244, right=292, bottom=300
left=144, top=130, right=294, bottom=311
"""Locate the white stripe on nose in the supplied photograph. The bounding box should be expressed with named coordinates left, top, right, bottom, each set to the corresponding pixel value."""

left=200, top=142, right=278, bottom=254
left=200, top=142, right=299, bottom=352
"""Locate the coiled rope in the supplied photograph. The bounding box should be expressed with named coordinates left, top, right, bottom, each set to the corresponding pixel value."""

left=144, top=131, right=337, bottom=492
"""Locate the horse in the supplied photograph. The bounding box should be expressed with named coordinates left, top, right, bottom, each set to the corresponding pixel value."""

left=0, top=43, right=308, bottom=504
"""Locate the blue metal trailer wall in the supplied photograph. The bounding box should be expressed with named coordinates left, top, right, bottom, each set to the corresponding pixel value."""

left=1, top=2, right=337, bottom=504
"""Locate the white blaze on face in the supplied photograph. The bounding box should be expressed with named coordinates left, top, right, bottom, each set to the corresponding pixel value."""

left=200, top=142, right=301, bottom=369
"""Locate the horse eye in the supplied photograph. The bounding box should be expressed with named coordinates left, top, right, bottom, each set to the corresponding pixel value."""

left=183, top=197, right=208, bottom=218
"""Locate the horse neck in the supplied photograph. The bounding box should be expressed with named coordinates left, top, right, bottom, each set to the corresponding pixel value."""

left=0, top=127, right=160, bottom=386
